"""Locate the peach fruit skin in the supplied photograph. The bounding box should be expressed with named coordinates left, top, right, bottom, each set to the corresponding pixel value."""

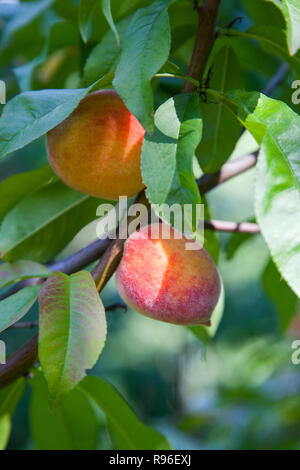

left=116, top=223, right=221, bottom=326
left=46, top=90, right=145, bottom=200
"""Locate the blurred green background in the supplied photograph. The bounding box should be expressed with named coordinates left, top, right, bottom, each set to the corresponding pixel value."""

left=0, top=0, right=299, bottom=450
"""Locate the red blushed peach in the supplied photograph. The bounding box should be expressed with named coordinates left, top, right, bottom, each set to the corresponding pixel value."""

left=46, top=89, right=145, bottom=201
left=116, top=223, right=221, bottom=326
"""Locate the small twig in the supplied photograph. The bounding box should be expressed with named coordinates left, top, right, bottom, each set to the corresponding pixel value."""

left=11, top=321, right=39, bottom=329
left=0, top=237, right=110, bottom=302
left=263, top=63, right=289, bottom=97
left=198, top=152, right=258, bottom=194
left=183, top=0, right=222, bottom=92
left=105, top=303, right=127, bottom=313
left=204, top=219, right=260, bottom=233
left=92, top=191, right=150, bottom=292
left=0, top=335, right=38, bottom=390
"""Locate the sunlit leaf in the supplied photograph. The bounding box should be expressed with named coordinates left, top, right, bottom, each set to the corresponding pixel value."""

left=141, top=93, right=202, bottom=235
left=269, top=0, right=300, bottom=55
left=39, top=271, right=107, bottom=408
left=113, top=0, right=172, bottom=132
left=231, top=91, right=300, bottom=298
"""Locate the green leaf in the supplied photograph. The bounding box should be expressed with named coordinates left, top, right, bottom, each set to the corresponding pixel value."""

left=0, top=286, right=40, bottom=333
left=39, top=271, right=107, bottom=408
left=231, top=91, right=300, bottom=298
left=262, top=259, right=298, bottom=330
left=226, top=25, right=300, bottom=75
left=0, top=165, right=56, bottom=223
left=1, top=0, right=53, bottom=48
left=196, top=40, right=243, bottom=172
left=0, top=88, right=87, bottom=160
left=269, top=0, right=300, bottom=55
left=79, top=0, right=98, bottom=43
left=83, top=16, right=130, bottom=86
left=0, top=379, right=25, bottom=450
left=30, top=370, right=99, bottom=450
left=0, top=181, right=103, bottom=263
left=101, top=0, right=120, bottom=45
left=113, top=0, right=172, bottom=132
left=0, top=72, right=112, bottom=160
left=79, top=376, right=172, bottom=450
left=0, top=415, right=11, bottom=450
left=141, top=93, right=202, bottom=235
left=0, top=261, right=50, bottom=290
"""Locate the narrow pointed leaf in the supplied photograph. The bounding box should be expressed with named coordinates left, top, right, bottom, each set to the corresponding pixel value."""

left=79, top=376, right=172, bottom=450
left=79, top=0, right=98, bottom=43
left=113, top=0, right=172, bottom=132
left=141, top=93, right=202, bottom=234
left=0, top=286, right=40, bottom=333
left=39, top=271, right=107, bottom=408
left=0, top=260, right=50, bottom=290
left=101, top=0, right=120, bottom=45
left=83, top=16, right=130, bottom=86
left=196, top=40, right=242, bottom=172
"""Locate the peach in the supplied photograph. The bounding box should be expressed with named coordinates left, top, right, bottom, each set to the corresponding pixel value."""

left=116, top=223, right=221, bottom=326
left=46, top=90, right=145, bottom=200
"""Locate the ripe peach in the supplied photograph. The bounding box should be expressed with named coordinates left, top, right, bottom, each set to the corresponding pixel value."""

left=116, top=223, right=221, bottom=326
left=46, top=90, right=145, bottom=200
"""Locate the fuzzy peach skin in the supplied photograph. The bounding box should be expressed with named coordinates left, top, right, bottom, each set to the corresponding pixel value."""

left=46, top=90, right=145, bottom=200
left=116, top=223, right=221, bottom=326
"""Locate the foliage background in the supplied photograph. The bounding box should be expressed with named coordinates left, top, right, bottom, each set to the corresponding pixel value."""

left=0, top=0, right=299, bottom=450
